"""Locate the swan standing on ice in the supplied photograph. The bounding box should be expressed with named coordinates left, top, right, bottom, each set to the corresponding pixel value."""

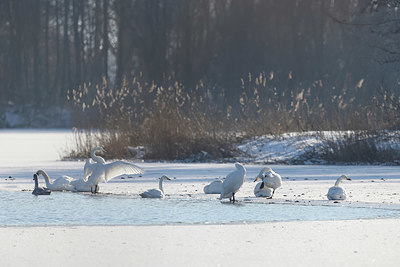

left=219, top=163, right=246, bottom=203
left=203, top=179, right=223, bottom=194
left=35, top=170, right=74, bottom=191
left=84, top=147, right=106, bottom=180
left=140, top=175, right=171, bottom=198
left=254, top=167, right=282, bottom=198
left=327, top=175, right=351, bottom=200
left=32, top=174, right=51, bottom=195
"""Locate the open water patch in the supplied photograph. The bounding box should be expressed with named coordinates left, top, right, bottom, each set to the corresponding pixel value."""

left=1, top=191, right=399, bottom=226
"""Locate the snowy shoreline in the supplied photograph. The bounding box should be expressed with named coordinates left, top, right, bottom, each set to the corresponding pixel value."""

left=1, top=129, right=400, bottom=266
left=2, top=128, right=400, bottom=165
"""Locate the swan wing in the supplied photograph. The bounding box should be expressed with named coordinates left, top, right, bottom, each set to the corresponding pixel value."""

left=265, top=172, right=282, bottom=190
left=84, top=158, right=95, bottom=178
left=70, top=177, right=85, bottom=186
left=69, top=177, right=93, bottom=192
left=103, top=161, right=144, bottom=182
left=47, top=176, right=75, bottom=191
left=54, top=175, right=75, bottom=185
left=220, top=170, right=243, bottom=198
left=204, top=180, right=223, bottom=194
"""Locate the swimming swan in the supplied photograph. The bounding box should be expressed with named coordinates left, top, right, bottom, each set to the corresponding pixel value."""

left=140, top=175, right=171, bottom=198
left=254, top=167, right=282, bottom=198
left=36, top=170, right=75, bottom=191
left=32, top=174, right=51, bottom=195
left=71, top=159, right=144, bottom=193
left=84, top=147, right=106, bottom=180
left=203, top=179, right=223, bottom=194
left=219, top=163, right=246, bottom=203
left=327, top=175, right=351, bottom=200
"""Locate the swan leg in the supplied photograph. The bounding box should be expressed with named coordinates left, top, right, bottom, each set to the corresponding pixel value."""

left=91, top=185, right=99, bottom=194
left=232, top=193, right=236, bottom=203
left=266, top=189, right=275, bottom=199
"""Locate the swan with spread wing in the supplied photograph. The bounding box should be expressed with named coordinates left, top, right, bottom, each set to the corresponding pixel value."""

left=84, top=147, right=106, bottom=181
left=71, top=158, right=144, bottom=193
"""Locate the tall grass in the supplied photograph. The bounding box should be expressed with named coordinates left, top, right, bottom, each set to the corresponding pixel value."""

left=67, top=75, right=238, bottom=159
left=66, top=72, right=400, bottom=160
left=316, top=131, right=400, bottom=164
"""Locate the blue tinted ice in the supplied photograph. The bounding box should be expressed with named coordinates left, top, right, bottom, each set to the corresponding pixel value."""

left=1, top=191, right=399, bottom=226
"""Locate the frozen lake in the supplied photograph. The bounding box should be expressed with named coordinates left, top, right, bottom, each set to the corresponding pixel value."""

left=1, top=190, right=400, bottom=226
left=1, top=129, right=400, bottom=226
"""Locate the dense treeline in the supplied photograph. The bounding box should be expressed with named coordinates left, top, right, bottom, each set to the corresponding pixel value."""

left=1, top=0, right=400, bottom=110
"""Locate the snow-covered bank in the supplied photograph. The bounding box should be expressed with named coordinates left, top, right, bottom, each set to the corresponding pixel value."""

left=236, top=131, right=400, bottom=165
left=2, top=128, right=399, bottom=165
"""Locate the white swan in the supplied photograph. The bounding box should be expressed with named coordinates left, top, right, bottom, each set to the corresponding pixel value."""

left=84, top=147, right=106, bottom=180
left=254, top=167, right=282, bottom=198
left=219, top=163, right=246, bottom=203
left=140, top=175, right=171, bottom=198
left=254, top=182, right=273, bottom=198
left=32, top=174, right=51, bottom=195
left=71, top=159, right=144, bottom=193
left=203, top=179, right=223, bottom=194
left=36, top=170, right=75, bottom=191
left=327, top=175, right=351, bottom=200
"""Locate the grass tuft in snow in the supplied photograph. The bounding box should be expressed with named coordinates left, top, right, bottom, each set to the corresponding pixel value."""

left=318, top=131, right=400, bottom=164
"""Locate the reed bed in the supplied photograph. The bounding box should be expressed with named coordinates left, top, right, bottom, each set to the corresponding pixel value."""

left=66, top=72, right=400, bottom=161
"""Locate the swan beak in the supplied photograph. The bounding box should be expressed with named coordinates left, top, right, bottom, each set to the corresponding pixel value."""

left=254, top=176, right=260, bottom=182
left=166, top=177, right=171, bottom=180
left=346, top=176, right=351, bottom=181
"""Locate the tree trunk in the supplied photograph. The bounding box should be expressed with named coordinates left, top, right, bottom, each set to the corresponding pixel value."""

left=45, top=0, right=50, bottom=98
left=103, top=0, right=109, bottom=80
left=72, top=0, right=82, bottom=88
left=63, top=0, right=71, bottom=99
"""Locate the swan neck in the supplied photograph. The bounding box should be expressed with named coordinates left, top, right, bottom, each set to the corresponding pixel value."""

left=235, top=163, right=246, bottom=174
left=335, top=177, right=343, bottom=186
left=38, top=170, right=52, bottom=187
left=91, top=150, right=104, bottom=163
left=159, top=179, right=164, bottom=194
